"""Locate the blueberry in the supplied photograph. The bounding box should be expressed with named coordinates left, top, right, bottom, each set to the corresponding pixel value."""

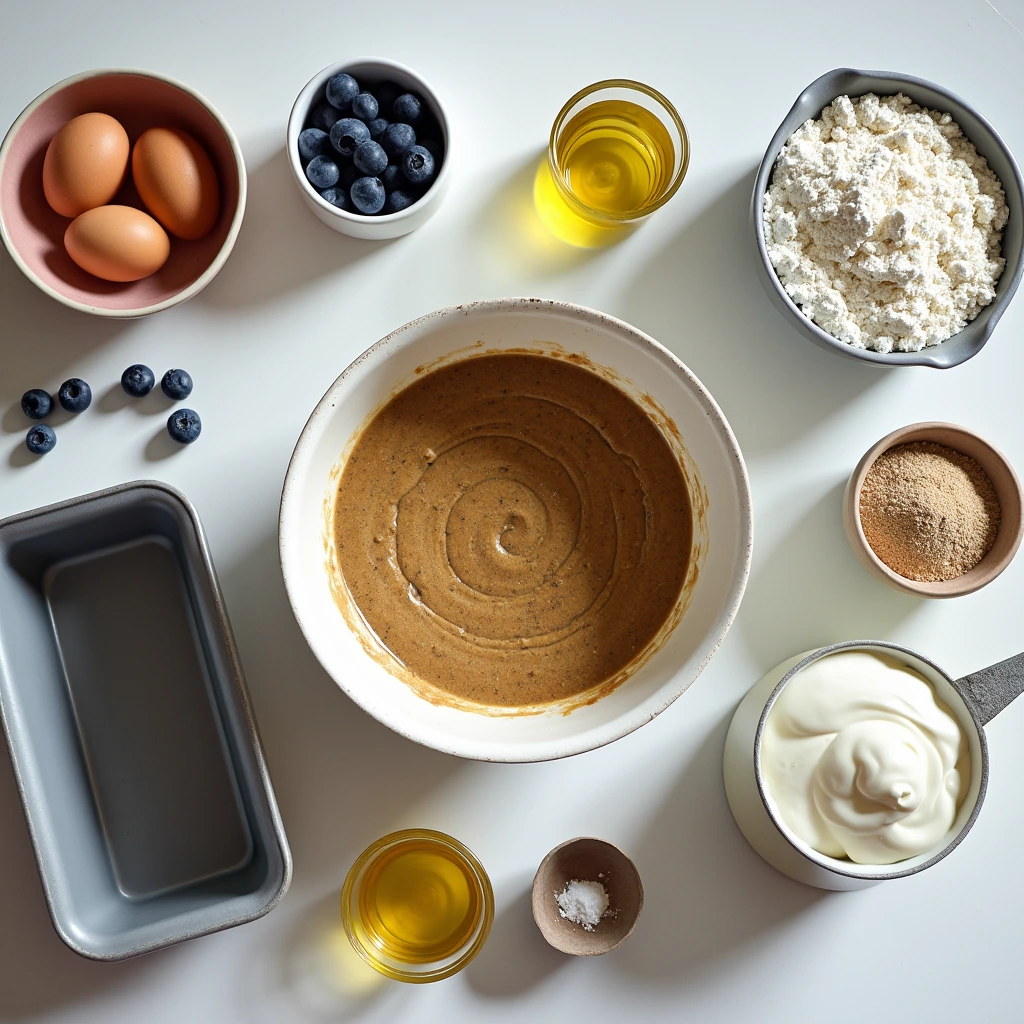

left=120, top=364, right=155, bottom=397
left=338, top=163, right=360, bottom=191
left=320, top=187, right=349, bottom=210
left=298, top=127, right=330, bottom=162
left=330, top=117, right=370, bottom=158
left=381, top=122, right=416, bottom=159
left=161, top=368, right=193, bottom=400
left=353, top=141, right=388, bottom=176
left=21, top=389, right=52, bottom=420
left=350, top=176, right=385, bottom=215
left=383, top=189, right=416, bottom=214
left=368, top=117, right=389, bottom=141
left=381, top=163, right=402, bottom=191
left=402, top=145, right=435, bottom=186
left=351, top=92, right=378, bottom=122
left=57, top=378, right=91, bottom=413
left=372, top=81, right=402, bottom=118
left=305, top=154, right=340, bottom=189
left=167, top=408, right=202, bottom=444
left=310, top=100, right=343, bottom=132
left=392, top=93, right=422, bottom=125
left=326, top=73, right=359, bottom=110
left=25, top=424, right=56, bottom=455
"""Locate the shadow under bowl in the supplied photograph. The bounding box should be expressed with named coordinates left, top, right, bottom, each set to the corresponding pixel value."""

left=0, top=68, right=245, bottom=317
left=752, top=67, right=1024, bottom=368
left=842, top=421, right=1024, bottom=597
left=531, top=837, right=643, bottom=956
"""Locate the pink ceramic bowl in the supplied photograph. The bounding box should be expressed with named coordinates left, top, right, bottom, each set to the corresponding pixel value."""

left=0, top=68, right=246, bottom=317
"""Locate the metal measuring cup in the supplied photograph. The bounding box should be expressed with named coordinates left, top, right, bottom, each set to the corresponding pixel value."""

left=724, top=639, right=1023, bottom=890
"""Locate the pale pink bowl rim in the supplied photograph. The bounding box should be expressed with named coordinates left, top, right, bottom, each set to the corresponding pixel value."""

left=0, top=67, right=247, bottom=318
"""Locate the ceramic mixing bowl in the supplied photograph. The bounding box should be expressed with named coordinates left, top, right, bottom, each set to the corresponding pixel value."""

left=0, top=68, right=245, bottom=317
left=279, top=298, right=752, bottom=762
left=752, top=67, right=1024, bottom=368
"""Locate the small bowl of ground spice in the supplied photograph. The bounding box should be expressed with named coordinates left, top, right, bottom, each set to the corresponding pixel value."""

left=843, top=422, right=1023, bottom=597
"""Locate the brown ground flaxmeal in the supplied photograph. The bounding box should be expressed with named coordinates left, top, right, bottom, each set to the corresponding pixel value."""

left=859, top=441, right=1000, bottom=583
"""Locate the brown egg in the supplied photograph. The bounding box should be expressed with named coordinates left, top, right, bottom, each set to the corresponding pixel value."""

left=64, top=205, right=170, bottom=282
left=132, top=127, right=220, bottom=240
left=42, top=112, right=129, bottom=218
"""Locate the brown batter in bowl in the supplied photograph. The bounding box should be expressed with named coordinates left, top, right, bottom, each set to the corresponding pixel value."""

left=332, top=352, right=692, bottom=708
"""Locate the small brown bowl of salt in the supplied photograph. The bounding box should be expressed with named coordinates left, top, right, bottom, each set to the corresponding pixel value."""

left=531, top=837, right=643, bottom=956
left=843, top=422, right=1024, bottom=598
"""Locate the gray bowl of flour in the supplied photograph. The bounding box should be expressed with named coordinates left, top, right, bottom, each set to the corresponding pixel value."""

left=752, top=67, right=1024, bottom=368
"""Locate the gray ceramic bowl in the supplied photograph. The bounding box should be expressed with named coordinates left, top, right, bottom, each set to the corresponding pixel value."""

left=752, top=67, right=1024, bottom=368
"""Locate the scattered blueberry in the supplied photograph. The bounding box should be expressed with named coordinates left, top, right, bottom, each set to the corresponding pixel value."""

left=298, top=127, right=330, bottom=162
left=330, top=117, right=370, bottom=158
left=121, top=364, right=155, bottom=398
left=350, top=176, right=385, bottom=215
left=373, top=81, right=402, bottom=118
left=57, top=378, right=91, bottom=413
left=353, top=140, right=388, bottom=176
left=161, top=368, right=193, bottom=401
left=383, top=189, right=415, bottom=214
left=326, top=72, right=359, bottom=110
left=351, top=92, right=379, bottom=122
left=392, top=93, right=422, bottom=125
left=368, top=117, right=389, bottom=141
left=25, top=424, right=56, bottom=455
left=320, top=187, right=349, bottom=210
left=381, top=122, right=416, bottom=159
left=167, top=408, right=202, bottom=444
left=21, top=389, right=52, bottom=420
left=305, top=154, right=340, bottom=189
left=402, top=145, right=435, bottom=186
left=311, top=100, right=342, bottom=132
left=381, top=163, right=402, bottom=191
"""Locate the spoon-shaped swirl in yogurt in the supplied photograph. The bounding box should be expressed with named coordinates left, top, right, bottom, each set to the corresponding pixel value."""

left=762, top=651, right=968, bottom=865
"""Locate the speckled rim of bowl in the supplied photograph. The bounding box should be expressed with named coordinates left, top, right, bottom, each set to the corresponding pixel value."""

left=842, top=421, right=1024, bottom=597
left=752, top=67, right=1024, bottom=368
left=286, top=56, right=450, bottom=228
left=0, top=67, right=247, bottom=318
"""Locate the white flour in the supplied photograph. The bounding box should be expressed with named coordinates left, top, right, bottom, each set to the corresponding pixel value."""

left=763, top=93, right=1008, bottom=353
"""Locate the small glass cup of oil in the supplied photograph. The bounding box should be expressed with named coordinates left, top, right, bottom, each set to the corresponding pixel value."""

left=341, top=828, right=494, bottom=983
left=534, top=79, right=689, bottom=248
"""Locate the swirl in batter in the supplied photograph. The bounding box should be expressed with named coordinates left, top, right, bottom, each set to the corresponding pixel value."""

left=332, top=353, right=692, bottom=707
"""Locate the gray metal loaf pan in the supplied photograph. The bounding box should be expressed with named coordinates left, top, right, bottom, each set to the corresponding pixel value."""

left=0, top=481, right=291, bottom=960
left=752, top=67, right=1024, bottom=368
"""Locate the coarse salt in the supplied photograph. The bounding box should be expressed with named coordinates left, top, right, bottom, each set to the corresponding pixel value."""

left=555, top=878, right=609, bottom=931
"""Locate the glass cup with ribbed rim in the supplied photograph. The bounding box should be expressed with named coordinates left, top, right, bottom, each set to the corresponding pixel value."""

left=533, top=78, right=690, bottom=248
left=341, top=828, right=494, bottom=983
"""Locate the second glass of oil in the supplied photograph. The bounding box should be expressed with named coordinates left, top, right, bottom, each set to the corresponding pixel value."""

left=535, top=79, right=689, bottom=248
left=341, top=829, right=494, bottom=983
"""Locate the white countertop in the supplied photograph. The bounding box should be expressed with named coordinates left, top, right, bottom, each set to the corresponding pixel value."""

left=2, top=1, right=1023, bottom=1020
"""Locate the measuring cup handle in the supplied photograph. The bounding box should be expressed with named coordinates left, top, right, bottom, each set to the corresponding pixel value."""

left=954, top=652, right=1024, bottom=727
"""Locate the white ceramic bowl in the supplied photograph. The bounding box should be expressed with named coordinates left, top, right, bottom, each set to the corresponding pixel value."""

left=279, top=299, right=752, bottom=762
left=286, top=57, right=450, bottom=240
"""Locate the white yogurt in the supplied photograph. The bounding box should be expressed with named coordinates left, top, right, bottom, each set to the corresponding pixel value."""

left=762, top=651, right=968, bottom=865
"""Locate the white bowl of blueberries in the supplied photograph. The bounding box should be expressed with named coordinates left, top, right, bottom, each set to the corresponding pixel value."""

left=287, top=58, right=450, bottom=239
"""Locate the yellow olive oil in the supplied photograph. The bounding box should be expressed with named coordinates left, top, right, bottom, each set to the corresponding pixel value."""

left=558, top=99, right=675, bottom=215
left=357, top=837, right=482, bottom=964
left=535, top=98, right=676, bottom=247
